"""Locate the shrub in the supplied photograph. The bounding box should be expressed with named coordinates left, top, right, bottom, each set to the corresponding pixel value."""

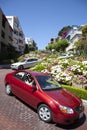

left=84, top=85, right=87, bottom=90
left=30, top=63, right=46, bottom=72
left=62, top=84, right=87, bottom=100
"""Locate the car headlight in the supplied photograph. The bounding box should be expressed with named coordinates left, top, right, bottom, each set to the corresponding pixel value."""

left=59, top=105, right=74, bottom=114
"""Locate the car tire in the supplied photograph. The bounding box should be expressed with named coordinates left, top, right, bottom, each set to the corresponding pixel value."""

left=18, top=65, right=24, bottom=70
left=37, top=104, right=52, bottom=123
left=5, top=84, right=13, bottom=96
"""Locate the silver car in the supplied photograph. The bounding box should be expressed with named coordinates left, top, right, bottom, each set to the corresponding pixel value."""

left=58, top=53, right=73, bottom=59
left=11, top=58, right=40, bottom=70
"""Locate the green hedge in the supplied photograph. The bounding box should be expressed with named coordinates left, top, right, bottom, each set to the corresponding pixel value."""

left=62, top=85, right=87, bottom=100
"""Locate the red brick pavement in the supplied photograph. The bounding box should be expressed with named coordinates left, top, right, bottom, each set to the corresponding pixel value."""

left=0, top=69, right=87, bottom=130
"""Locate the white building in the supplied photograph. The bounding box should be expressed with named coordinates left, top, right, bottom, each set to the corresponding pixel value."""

left=25, top=37, right=34, bottom=45
left=6, top=16, right=25, bottom=53
left=66, top=25, right=82, bottom=53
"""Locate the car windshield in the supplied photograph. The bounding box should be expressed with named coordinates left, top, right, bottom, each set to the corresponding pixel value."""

left=36, top=75, right=62, bottom=91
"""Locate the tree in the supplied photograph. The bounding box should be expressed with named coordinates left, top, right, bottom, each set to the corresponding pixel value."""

left=46, top=39, right=69, bottom=52
left=46, top=43, right=53, bottom=51
left=24, top=44, right=29, bottom=54
left=24, top=40, right=38, bottom=53
left=82, top=25, right=87, bottom=39
left=28, top=40, right=38, bottom=52
left=55, top=39, right=69, bottom=52
left=58, top=26, right=72, bottom=38
left=75, top=40, right=87, bottom=55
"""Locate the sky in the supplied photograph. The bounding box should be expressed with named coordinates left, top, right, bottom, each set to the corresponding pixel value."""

left=0, top=0, right=87, bottom=50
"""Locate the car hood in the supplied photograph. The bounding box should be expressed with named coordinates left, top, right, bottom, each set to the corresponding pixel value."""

left=45, top=89, right=81, bottom=107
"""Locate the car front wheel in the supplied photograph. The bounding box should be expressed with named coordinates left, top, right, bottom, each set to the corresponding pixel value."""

left=5, top=84, right=12, bottom=96
left=37, top=104, right=52, bottom=123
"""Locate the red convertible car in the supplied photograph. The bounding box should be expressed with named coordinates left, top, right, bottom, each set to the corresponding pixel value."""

left=4, top=70, right=84, bottom=125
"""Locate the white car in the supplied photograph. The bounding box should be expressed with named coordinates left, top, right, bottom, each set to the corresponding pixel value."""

left=58, top=53, right=73, bottom=59
left=11, top=58, right=40, bottom=70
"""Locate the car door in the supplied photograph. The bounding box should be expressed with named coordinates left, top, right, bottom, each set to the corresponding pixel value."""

left=11, top=71, right=26, bottom=97
left=21, top=74, right=40, bottom=107
left=25, top=58, right=38, bottom=68
left=12, top=72, right=40, bottom=107
left=23, top=59, right=32, bottom=68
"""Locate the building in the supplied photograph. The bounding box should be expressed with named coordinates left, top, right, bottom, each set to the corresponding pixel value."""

left=0, top=8, right=13, bottom=60
left=25, top=37, right=38, bottom=51
left=65, top=25, right=82, bottom=53
left=25, top=37, right=34, bottom=45
left=6, top=16, right=25, bottom=54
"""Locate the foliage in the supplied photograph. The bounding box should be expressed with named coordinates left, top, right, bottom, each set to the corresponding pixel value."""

left=46, top=43, right=54, bottom=51
left=82, top=24, right=87, bottom=39
left=58, top=26, right=72, bottom=38
left=0, top=44, right=19, bottom=63
left=28, top=41, right=38, bottom=51
left=24, top=44, right=29, bottom=54
left=62, top=85, right=87, bottom=100
left=30, top=63, right=46, bottom=72
left=46, top=39, right=69, bottom=52
left=75, top=40, right=87, bottom=55
left=30, top=54, right=87, bottom=88
left=56, top=39, right=69, bottom=51
left=24, top=41, right=38, bottom=54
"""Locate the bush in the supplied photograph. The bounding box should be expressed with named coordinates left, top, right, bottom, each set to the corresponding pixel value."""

left=62, top=84, right=87, bottom=100
left=84, top=85, right=87, bottom=90
left=30, top=63, right=46, bottom=72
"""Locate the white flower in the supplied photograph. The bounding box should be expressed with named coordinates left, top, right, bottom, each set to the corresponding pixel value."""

left=83, top=71, right=87, bottom=76
left=51, top=65, right=63, bottom=74
left=41, top=69, right=50, bottom=74
left=65, top=76, right=72, bottom=81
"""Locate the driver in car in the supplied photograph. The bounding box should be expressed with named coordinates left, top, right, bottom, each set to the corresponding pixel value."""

left=25, top=74, right=34, bottom=86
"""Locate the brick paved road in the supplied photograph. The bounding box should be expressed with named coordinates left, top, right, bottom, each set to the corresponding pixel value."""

left=0, top=68, right=87, bottom=130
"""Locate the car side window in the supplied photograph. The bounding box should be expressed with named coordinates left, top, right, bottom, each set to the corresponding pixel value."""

left=24, top=73, right=36, bottom=86
left=27, top=58, right=38, bottom=62
left=31, top=59, right=38, bottom=61
left=14, top=72, right=25, bottom=80
left=27, top=59, right=32, bottom=62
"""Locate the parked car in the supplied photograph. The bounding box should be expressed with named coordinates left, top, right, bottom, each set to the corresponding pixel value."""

left=58, top=53, right=73, bottom=59
left=4, top=70, right=84, bottom=125
left=11, top=58, right=40, bottom=70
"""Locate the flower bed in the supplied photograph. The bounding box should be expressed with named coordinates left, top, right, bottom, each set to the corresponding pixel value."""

left=30, top=56, right=87, bottom=89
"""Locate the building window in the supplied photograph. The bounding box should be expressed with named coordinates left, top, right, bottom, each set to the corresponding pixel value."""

left=1, top=30, right=5, bottom=38
left=14, top=21, right=18, bottom=28
left=19, top=32, right=23, bottom=38
left=19, top=39, right=23, bottom=44
left=14, top=29, right=18, bottom=35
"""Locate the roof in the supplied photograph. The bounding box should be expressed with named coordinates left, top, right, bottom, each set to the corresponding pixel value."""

left=25, top=70, right=48, bottom=76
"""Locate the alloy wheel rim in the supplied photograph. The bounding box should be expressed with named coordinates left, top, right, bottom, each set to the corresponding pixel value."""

left=6, top=85, right=11, bottom=94
left=39, top=107, right=51, bottom=121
